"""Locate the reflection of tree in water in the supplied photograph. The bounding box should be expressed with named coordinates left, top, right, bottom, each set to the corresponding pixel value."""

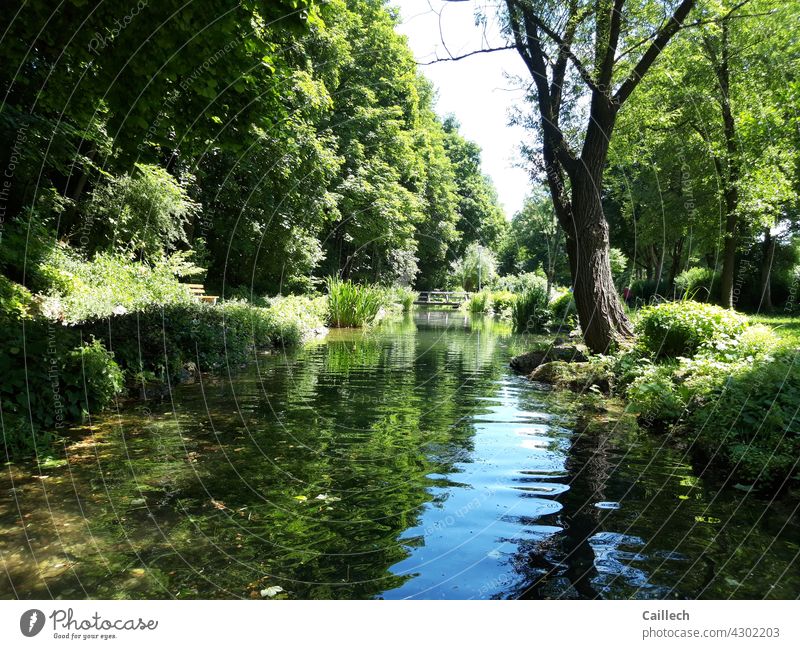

left=498, top=417, right=672, bottom=599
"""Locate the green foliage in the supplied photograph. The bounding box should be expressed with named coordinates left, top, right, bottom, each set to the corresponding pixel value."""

left=489, top=290, right=516, bottom=314
left=384, top=286, right=417, bottom=313
left=498, top=188, right=567, bottom=286
left=467, top=290, right=492, bottom=314
left=674, top=267, right=719, bottom=303
left=88, top=164, right=199, bottom=259
left=37, top=248, right=200, bottom=323
left=636, top=301, right=748, bottom=358
left=621, top=309, right=800, bottom=485
left=0, top=275, right=35, bottom=321
left=264, top=295, right=329, bottom=346
left=325, top=277, right=385, bottom=328
left=62, top=339, right=125, bottom=412
left=511, top=277, right=550, bottom=333
left=0, top=320, right=122, bottom=457
left=549, top=289, right=577, bottom=329
left=688, top=352, right=800, bottom=485
left=608, top=247, right=629, bottom=283
left=449, top=243, right=497, bottom=292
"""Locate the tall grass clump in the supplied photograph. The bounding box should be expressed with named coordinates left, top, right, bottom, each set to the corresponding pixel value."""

left=467, top=290, right=492, bottom=313
left=511, top=277, right=549, bottom=333
left=385, top=286, right=417, bottom=313
left=326, top=277, right=385, bottom=327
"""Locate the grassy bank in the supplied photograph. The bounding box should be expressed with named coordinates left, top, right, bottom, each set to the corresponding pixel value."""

left=1, top=256, right=420, bottom=458
left=527, top=301, right=800, bottom=491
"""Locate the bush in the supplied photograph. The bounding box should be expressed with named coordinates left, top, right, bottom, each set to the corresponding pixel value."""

left=384, top=286, right=416, bottom=313
left=629, top=278, right=671, bottom=304
left=688, top=352, right=800, bottom=485
left=549, top=289, right=577, bottom=329
left=263, top=295, right=328, bottom=345
left=0, top=274, right=35, bottom=320
left=674, top=267, right=719, bottom=303
left=326, top=277, right=385, bottom=327
left=636, top=301, right=748, bottom=358
left=0, top=319, right=123, bottom=456
left=62, top=339, right=125, bottom=412
left=511, top=277, right=550, bottom=333
left=495, top=271, right=547, bottom=294
left=37, top=247, right=201, bottom=323
left=450, top=243, right=497, bottom=292
left=467, top=290, right=492, bottom=314
left=490, top=290, right=516, bottom=314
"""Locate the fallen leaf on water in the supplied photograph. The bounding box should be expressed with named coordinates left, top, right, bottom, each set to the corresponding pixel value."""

left=260, top=586, right=284, bottom=598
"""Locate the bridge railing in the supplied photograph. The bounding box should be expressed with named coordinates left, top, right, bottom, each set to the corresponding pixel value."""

left=414, top=291, right=470, bottom=304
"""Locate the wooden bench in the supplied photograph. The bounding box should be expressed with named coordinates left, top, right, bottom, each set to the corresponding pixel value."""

left=184, top=283, right=219, bottom=305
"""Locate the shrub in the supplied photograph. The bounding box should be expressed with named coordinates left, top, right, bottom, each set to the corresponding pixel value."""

left=88, top=163, right=199, bottom=260
left=626, top=361, right=686, bottom=423
left=629, top=278, right=671, bottom=304
left=384, top=286, right=416, bottom=313
left=674, top=267, right=720, bottom=303
left=549, top=289, right=577, bottom=329
left=37, top=247, right=201, bottom=323
left=636, top=301, right=748, bottom=358
left=326, top=277, right=385, bottom=327
left=0, top=320, right=122, bottom=456
left=495, top=271, right=547, bottom=294
left=0, top=274, right=35, bottom=320
left=62, top=339, right=125, bottom=412
left=450, top=243, right=497, bottom=292
left=489, top=290, right=516, bottom=314
left=467, top=290, right=492, bottom=314
left=511, top=277, right=550, bottom=333
left=264, top=295, right=328, bottom=345
left=687, top=352, right=800, bottom=485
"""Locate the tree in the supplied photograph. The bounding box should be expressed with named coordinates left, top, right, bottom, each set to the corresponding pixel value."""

left=500, top=188, right=567, bottom=294
left=501, top=0, right=697, bottom=352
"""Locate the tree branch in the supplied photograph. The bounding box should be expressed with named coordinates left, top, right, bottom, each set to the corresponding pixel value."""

left=417, top=45, right=518, bottom=65
left=614, top=0, right=697, bottom=106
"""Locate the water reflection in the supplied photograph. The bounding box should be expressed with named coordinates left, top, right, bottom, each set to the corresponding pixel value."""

left=1, top=311, right=797, bottom=599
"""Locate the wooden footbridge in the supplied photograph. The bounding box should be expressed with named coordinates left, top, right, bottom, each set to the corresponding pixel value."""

left=414, top=291, right=470, bottom=307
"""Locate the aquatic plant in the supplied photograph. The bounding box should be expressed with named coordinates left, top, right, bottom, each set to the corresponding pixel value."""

left=325, top=277, right=385, bottom=327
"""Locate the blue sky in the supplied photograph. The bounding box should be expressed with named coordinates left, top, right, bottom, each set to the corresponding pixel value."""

left=393, top=0, right=532, bottom=218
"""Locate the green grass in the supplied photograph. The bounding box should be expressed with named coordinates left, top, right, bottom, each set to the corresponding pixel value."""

left=746, top=314, right=800, bottom=350
left=466, top=290, right=492, bottom=313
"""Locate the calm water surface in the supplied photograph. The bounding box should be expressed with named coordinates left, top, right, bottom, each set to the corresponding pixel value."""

left=1, top=311, right=798, bottom=599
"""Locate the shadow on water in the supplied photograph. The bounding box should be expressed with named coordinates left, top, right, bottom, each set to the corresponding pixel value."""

left=1, top=310, right=798, bottom=599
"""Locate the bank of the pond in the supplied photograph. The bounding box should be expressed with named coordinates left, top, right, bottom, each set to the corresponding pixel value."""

left=510, top=301, right=800, bottom=493
left=0, top=294, right=329, bottom=457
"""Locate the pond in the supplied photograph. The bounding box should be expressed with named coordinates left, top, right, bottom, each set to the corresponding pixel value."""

left=1, top=311, right=798, bottom=599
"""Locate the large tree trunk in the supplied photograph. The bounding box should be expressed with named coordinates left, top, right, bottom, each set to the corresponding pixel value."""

left=568, top=169, right=633, bottom=353
left=709, top=21, right=739, bottom=309
left=667, top=236, right=684, bottom=296
left=759, top=227, right=775, bottom=311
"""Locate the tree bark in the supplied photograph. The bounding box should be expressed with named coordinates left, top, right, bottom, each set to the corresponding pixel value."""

left=667, top=236, right=684, bottom=295
left=708, top=21, right=739, bottom=308
left=759, top=227, right=775, bottom=311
